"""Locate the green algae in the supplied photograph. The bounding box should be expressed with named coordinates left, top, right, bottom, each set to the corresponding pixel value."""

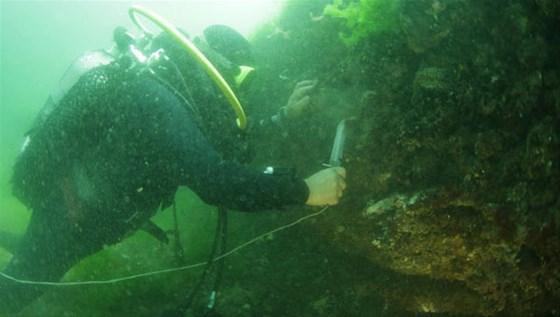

left=323, top=0, right=400, bottom=46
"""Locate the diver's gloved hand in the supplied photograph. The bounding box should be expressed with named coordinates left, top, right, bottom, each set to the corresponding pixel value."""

left=283, top=79, right=318, bottom=120
left=304, top=167, right=346, bottom=206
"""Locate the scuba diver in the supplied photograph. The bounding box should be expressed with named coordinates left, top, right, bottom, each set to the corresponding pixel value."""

left=0, top=12, right=346, bottom=316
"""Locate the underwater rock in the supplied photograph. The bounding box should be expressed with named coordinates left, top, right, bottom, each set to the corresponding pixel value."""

left=400, top=0, right=451, bottom=53
left=249, top=0, right=560, bottom=315
left=535, top=0, right=560, bottom=18
left=517, top=36, right=548, bottom=69
left=525, top=117, right=559, bottom=181
left=554, top=88, right=560, bottom=117
left=474, top=130, right=503, bottom=160
left=323, top=187, right=560, bottom=315
left=413, top=67, right=450, bottom=91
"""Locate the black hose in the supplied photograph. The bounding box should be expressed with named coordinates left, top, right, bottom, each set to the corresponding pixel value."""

left=160, top=206, right=228, bottom=317
left=204, top=207, right=228, bottom=316
left=172, top=200, right=185, bottom=264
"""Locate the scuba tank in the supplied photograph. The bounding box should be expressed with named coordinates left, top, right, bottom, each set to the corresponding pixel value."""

left=23, top=26, right=157, bottom=145
left=12, top=25, right=176, bottom=227
left=50, top=26, right=149, bottom=107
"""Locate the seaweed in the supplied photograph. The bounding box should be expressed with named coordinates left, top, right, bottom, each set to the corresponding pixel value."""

left=323, top=0, right=400, bottom=46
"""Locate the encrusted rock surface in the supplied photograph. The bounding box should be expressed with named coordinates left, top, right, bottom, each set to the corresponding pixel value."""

left=250, top=0, right=560, bottom=315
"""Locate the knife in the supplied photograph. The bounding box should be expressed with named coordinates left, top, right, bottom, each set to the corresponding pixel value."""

left=328, top=118, right=353, bottom=167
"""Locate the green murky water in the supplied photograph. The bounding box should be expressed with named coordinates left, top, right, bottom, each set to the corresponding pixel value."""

left=1, top=1, right=559, bottom=316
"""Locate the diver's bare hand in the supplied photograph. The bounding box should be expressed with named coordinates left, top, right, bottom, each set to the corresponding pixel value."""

left=283, top=79, right=318, bottom=120
left=304, top=167, right=346, bottom=206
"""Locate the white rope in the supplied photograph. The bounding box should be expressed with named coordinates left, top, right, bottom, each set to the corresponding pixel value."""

left=0, top=206, right=329, bottom=286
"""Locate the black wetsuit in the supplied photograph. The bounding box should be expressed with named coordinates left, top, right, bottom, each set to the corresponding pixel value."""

left=0, top=62, right=308, bottom=313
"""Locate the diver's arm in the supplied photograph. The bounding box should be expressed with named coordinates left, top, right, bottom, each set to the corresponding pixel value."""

left=165, top=106, right=309, bottom=211
left=170, top=116, right=347, bottom=210
left=187, top=153, right=310, bottom=211
left=252, top=79, right=318, bottom=135
left=175, top=126, right=309, bottom=211
left=155, top=77, right=345, bottom=210
left=249, top=107, right=290, bottom=138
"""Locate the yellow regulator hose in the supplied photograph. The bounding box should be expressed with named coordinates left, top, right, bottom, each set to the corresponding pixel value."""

left=129, top=5, right=247, bottom=130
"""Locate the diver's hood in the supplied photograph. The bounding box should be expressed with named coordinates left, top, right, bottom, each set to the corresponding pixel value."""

left=193, top=35, right=255, bottom=93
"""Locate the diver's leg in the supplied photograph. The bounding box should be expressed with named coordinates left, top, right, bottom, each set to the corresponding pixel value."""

left=0, top=203, right=100, bottom=314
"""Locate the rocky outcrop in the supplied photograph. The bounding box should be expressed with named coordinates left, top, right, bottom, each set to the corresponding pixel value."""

left=250, top=0, right=560, bottom=315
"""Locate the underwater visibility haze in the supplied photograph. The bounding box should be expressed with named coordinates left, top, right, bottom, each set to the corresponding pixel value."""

left=1, top=0, right=560, bottom=316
